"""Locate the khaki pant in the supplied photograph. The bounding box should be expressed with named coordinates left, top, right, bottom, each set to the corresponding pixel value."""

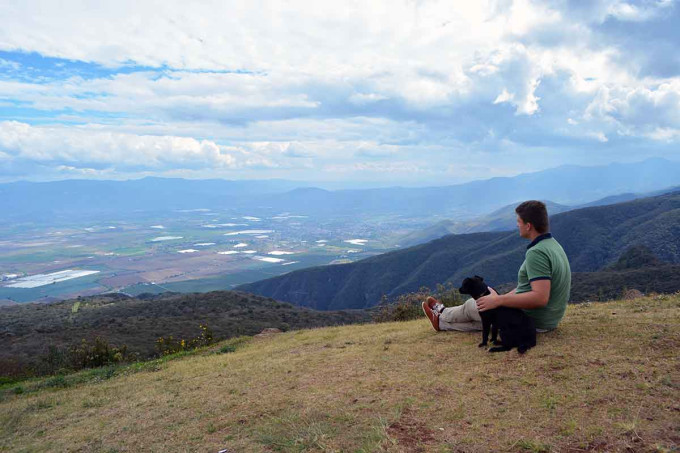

left=438, top=298, right=482, bottom=332
left=438, top=298, right=554, bottom=333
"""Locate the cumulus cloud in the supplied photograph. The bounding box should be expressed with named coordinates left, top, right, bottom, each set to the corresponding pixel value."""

left=0, top=121, right=241, bottom=170
left=0, top=0, right=678, bottom=182
left=584, top=80, right=680, bottom=139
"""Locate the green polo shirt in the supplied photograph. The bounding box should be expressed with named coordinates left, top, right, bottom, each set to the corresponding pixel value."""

left=516, top=233, right=571, bottom=330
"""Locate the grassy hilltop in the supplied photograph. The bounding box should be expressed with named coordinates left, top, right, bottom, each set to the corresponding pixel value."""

left=2, top=295, right=679, bottom=452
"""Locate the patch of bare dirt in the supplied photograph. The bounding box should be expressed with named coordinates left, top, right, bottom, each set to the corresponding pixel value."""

left=622, top=289, right=644, bottom=300
left=255, top=328, right=283, bottom=338
left=383, top=408, right=436, bottom=452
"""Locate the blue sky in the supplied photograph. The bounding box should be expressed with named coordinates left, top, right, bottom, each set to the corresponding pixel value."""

left=0, top=0, right=678, bottom=185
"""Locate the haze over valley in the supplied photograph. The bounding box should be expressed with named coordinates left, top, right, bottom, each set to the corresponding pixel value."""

left=1, top=158, right=679, bottom=305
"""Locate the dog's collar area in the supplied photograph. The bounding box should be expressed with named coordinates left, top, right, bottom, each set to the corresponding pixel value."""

left=527, top=232, right=552, bottom=250
left=471, top=288, right=491, bottom=300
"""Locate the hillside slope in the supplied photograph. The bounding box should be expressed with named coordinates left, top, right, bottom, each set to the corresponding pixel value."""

left=0, top=291, right=371, bottom=376
left=2, top=295, right=678, bottom=452
left=238, top=191, right=680, bottom=309
left=399, top=185, right=680, bottom=247
left=398, top=200, right=572, bottom=246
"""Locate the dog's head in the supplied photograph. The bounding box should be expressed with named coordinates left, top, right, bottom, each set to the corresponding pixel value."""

left=459, top=276, right=490, bottom=300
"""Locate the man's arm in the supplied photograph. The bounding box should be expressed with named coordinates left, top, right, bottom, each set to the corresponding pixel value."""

left=477, top=280, right=550, bottom=311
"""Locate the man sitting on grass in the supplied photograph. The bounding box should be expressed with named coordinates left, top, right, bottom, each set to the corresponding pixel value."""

left=422, top=200, right=571, bottom=332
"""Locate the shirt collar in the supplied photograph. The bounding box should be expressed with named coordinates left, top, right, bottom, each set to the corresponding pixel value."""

left=527, top=232, right=552, bottom=250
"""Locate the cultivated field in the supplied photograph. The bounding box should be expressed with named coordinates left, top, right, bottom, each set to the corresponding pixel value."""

left=0, top=209, right=411, bottom=304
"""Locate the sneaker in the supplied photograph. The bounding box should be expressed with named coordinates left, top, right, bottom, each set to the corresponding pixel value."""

left=422, top=300, right=440, bottom=331
left=426, top=296, right=445, bottom=313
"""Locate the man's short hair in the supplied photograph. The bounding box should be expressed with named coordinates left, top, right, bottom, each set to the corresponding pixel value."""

left=515, top=200, right=549, bottom=234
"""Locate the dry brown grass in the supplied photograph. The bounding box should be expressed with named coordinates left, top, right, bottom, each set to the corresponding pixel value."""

left=2, top=295, right=679, bottom=452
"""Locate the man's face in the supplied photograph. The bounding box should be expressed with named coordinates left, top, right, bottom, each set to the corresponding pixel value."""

left=516, top=215, right=531, bottom=239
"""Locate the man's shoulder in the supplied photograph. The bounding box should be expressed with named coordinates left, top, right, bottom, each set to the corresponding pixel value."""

left=533, top=237, right=566, bottom=254
left=527, top=238, right=569, bottom=266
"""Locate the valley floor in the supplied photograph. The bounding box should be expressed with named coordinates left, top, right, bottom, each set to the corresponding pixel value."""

left=2, top=295, right=679, bottom=452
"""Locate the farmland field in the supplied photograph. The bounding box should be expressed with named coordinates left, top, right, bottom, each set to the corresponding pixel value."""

left=0, top=208, right=419, bottom=304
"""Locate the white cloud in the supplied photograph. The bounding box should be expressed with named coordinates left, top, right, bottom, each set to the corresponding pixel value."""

left=646, top=127, right=680, bottom=142
left=0, top=0, right=678, bottom=182
left=588, top=131, right=609, bottom=142
left=324, top=161, right=425, bottom=174
left=0, top=58, right=20, bottom=70
left=584, top=79, right=680, bottom=138
left=0, top=121, right=241, bottom=170
left=348, top=92, right=389, bottom=105
left=606, top=1, right=674, bottom=22
left=494, top=89, right=515, bottom=105
left=0, top=1, right=564, bottom=111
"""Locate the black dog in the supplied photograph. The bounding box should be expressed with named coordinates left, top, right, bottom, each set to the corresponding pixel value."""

left=459, top=276, right=536, bottom=354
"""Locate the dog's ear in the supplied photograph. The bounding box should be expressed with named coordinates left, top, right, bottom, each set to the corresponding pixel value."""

left=474, top=275, right=484, bottom=281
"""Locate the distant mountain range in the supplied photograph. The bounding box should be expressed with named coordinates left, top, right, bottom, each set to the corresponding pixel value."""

left=2, top=158, right=679, bottom=222
left=238, top=190, right=680, bottom=310
left=399, top=185, right=680, bottom=247
left=398, top=200, right=573, bottom=246
left=0, top=177, right=306, bottom=223
left=245, top=158, right=680, bottom=218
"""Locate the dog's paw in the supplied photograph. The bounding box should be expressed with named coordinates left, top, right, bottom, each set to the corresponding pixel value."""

left=488, top=346, right=511, bottom=353
left=478, top=342, right=488, bottom=348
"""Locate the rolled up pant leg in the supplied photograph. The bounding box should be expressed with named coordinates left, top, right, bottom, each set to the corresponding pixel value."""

left=438, top=298, right=482, bottom=332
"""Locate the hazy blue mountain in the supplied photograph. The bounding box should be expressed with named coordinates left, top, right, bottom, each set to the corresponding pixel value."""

left=254, top=158, right=680, bottom=218
left=237, top=190, right=680, bottom=310
left=399, top=184, right=680, bottom=247
left=579, top=185, right=680, bottom=208
left=398, top=200, right=572, bottom=246
left=0, top=177, right=309, bottom=223
left=3, top=158, right=679, bottom=223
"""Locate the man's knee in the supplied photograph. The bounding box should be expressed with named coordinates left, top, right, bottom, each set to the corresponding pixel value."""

left=463, top=298, right=482, bottom=322
left=440, top=299, right=479, bottom=324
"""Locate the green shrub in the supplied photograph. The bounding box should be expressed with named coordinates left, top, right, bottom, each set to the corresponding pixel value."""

left=44, top=375, right=69, bottom=389
left=372, top=287, right=429, bottom=323
left=69, top=337, right=133, bottom=370
left=0, top=376, right=20, bottom=387
left=372, top=284, right=465, bottom=323
left=434, top=282, right=465, bottom=306
left=88, top=366, right=117, bottom=381
left=155, top=324, right=217, bottom=356
left=36, top=338, right=136, bottom=376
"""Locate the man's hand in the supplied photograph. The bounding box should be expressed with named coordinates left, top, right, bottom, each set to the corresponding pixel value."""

left=476, top=287, right=500, bottom=312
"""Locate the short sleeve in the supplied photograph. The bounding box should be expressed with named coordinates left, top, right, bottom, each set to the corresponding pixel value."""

left=526, top=249, right=552, bottom=282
